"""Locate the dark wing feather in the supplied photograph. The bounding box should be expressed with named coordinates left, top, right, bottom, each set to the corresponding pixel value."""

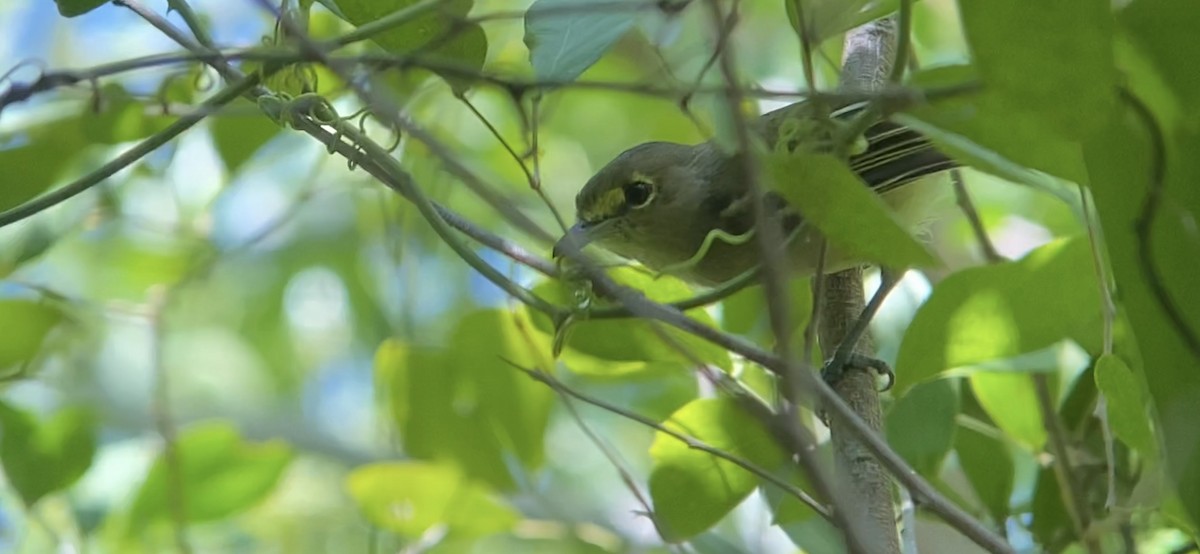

left=850, top=120, right=957, bottom=193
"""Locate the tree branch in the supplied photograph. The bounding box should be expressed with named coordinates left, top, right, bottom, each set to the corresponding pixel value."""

left=822, top=11, right=901, bottom=554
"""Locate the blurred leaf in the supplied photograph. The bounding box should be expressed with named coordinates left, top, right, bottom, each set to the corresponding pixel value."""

left=0, top=222, right=57, bottom=278
left=127, top=422, right=293, bottom=533
left=648, top=398, right=786, bottom=541
left=970, top=372, right=1045, bottom=450
left=210, top=104, right=283, bottom=173
left=958, top=0, right=1116, bottom=138
left=383, top=309, right=553, bottom=490
left=886, top=379, right=959, bottom=475
left=785, top=0, right=898, bottom=45
left=76, top=233, right=196, bottom=300
left=1030, top=467, right=1072, bottom=552
left=374, top=338, right=410, bottom=431
left=0, top=403, right=96, bottom=506
left=0, top=299, right=64, bottom=373
left=0, top=118, right=85, bottom=213
left=346, top=462, right=517, bottom=538
left=1094, top=354, right=1156, bottom=457
left=532, top=268, right=731, bottom=371
left=53, top=0, right=107, bottom=17
left=720, top=278, right=813, bottom=346
left=430, top=534, right=617, bottom=553
left=900, top=65, right=1089, bottom=189
left=766, top=152, right=939, bottom=271
left=524, top=0, right=639, bottom=82
left=954, top=423, right=1013, bottom=524
left=334, top=0, right=486, bottom=94
left=1084, top=103, right=1200, bottom=529
left=775, top=516, right=845, bottom=554
left=895, top=237, right=1102, bottom=392
left=1119, top=0, right=1200, bottom=121
left=83, top=85, right=176, bottom=144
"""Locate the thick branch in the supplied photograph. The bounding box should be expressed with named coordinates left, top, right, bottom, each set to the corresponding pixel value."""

left=824, top=15, right=901, bottom=554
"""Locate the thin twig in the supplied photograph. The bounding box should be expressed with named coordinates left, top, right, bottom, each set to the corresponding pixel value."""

left=1033, top=373, right=1098, bottom=553
left=952, top=169, right=1003, bottom=263
left=509, top=362, right=832, bottom=521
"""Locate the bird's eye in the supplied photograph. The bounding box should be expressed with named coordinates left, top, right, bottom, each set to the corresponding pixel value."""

left=623, top=181, right=654, bottom=208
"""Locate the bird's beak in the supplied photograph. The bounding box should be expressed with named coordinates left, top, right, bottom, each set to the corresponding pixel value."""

left=552, top=222, right=593, bottom=260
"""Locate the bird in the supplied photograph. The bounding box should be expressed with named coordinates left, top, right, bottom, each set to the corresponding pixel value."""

left=553, top=100, right=957, bottom=286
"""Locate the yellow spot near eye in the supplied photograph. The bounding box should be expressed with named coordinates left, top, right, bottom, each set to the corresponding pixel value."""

left=581, top=187, right=627, bottom=223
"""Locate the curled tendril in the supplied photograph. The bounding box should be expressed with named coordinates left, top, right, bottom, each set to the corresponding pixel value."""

left=382, top=121, right=403, bottom=153
left=653, top=226, right=756, bottom=279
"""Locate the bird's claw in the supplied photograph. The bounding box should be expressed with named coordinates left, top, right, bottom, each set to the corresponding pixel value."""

left=821, top=352, right=894, bottom=392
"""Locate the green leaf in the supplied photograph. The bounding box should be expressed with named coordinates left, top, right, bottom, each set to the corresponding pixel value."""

left=524, top=0, right=639, bottom=82
left=899, top=65, right=1089, bottom=189
left=1094, top=354, right=1156, bottom=457
left=720, top=278, right=813, bottom=347
left=0, top=403, right=96, bottom=506
left=1030, top=467, right=1072, bottom=552
left=648, top=398, right=786, bottom=541
left=954, top=423, right=1013, bottom=524
left=380, top=310, right=553, bottom=490
left=333, top=0, right=486, bottom=94
left=127, top=422, right=293, bottom=533
left=53, top=0, right=107, bottom=17
left=969, top=372, right=1046, bottom=451
left=785, top=0, right=899, bottom=46
left=0, top=119, right=85, bottom=213
left=0, top=299, right=64, bottom=373
left=1119, top=0, right=1200, bottom=121
left=209, top=104, right=284, bottom=173
left=958, top=0, right=1116, bottom=138
left=428, top=534, right=616, bottom=554
left=345, top=462, right=518, bottom=538
left=1083, top=105, right=1200, bottom=529
left=765, top=152, right=938, bottom=271
left=531, top=268, right=732, bottom=372
left=886, top=379, right=959, bottom=475
left=83, top=85, right=176, bottom=144
left=894, top=237, right=1102, bottom=392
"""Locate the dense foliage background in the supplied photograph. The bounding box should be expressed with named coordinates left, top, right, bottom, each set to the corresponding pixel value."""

left=0, top=0, right=1197, bottom=552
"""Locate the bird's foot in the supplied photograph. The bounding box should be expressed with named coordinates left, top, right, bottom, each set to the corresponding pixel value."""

left=821, top=352, right=894, bottom=392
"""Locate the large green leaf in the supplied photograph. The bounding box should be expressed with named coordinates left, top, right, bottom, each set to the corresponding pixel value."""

left=1083, top=105, right=1200, bottom=528
left=899, top=65, right=1089, bottom=189
left=885, top=379, right=959, bottom=476
left=524, top=0, right=640, bottom=82
left=0, top=299, right=65, bottom=373
left=1119, top=0, right=1200, bottom=121
left=958, top=0, right=1116, bottom=138
left=346, top=462, right=518, bottom=538
left=0, top=403, right=96, bottom=506
left=894, top=237, right=1102, bottom=392
left=1094, top=354, right=1156, bottom=458
left=377, top=309, right=553, bottom=490
left=954, top=423, right=1013, bottom=524
left=126, top=422, right=293, bottom=533
left=969, top=372, right=1045, bottom=451
left=766, top=152, right=939, bottom=271
left=648, top=398, right=786, bottom=541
